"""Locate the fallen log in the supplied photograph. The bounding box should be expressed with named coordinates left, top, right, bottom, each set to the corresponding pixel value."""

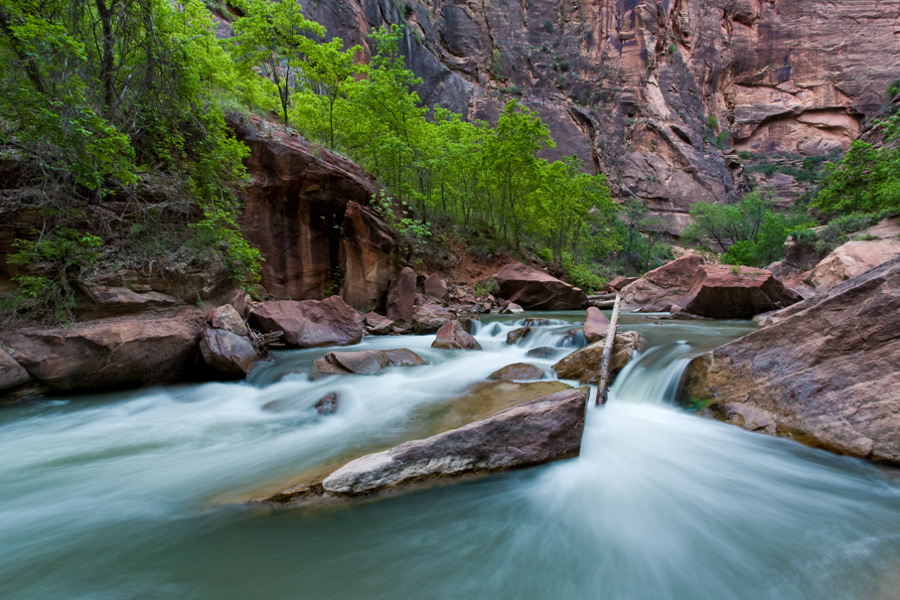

left=596, top=295, right=621, bottom=406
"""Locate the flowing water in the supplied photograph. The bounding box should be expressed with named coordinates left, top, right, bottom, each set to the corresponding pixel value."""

left=3, top=314, right=900, bottom=599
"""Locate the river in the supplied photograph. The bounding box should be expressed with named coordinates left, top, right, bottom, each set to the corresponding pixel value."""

left=2, top=314, right=900, bottom=599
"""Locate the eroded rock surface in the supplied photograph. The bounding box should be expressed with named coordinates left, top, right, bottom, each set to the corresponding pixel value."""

left=681, top=256, right=900, bottom=463
left=321, top=388, right=587, bottom=495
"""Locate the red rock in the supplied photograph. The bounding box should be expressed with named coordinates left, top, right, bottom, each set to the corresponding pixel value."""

left=339, top=201, right=400, bottom=311
left=423, top=273, right=449, bottom=303
left=412, top=304, right=457, bottom=334
left=680, top=265, right=801, bottom=319
left=681, top=256, right=900, bottom=463
left=506, top=327, right=532, bottom=345
left=608, top=276, right=638, bottom=291
left=488, top=363, right=545, bottom=381
left=364, top=312, right=394, bottom=335
left=500, top=302, right=525, bottom=314
left=0, top=348, right=31, bottom=391
left=249, top=296, right=363, bottom=348
left=553, top=332, right=644, bottom=384
left=199, top=327, right=260, bottom=378
left=496, top=263, right=586, bottom=310
left=583, top=307, right=610, bottom=343
left=310, top=348, right=425, bottom=379
left=386, top=267, right=417, bottom=325
left=432, top=320, right=481, bottom=350
left=209, top=304, right=248, bottom=336
left=0, top=308, right=205, bottom=391
left=804, top=239, right=900, bottom=296
left=621, top=255, right=706, bottom=309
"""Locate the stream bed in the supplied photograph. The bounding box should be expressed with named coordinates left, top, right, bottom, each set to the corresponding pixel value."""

left=3, top=314, right=900, bottom=599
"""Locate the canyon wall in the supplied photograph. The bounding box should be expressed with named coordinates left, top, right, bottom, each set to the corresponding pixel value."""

left=303, top=0, right=900, bottom=229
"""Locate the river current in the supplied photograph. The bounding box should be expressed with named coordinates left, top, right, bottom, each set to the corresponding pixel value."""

left=2, top=314, right=900, bottom=599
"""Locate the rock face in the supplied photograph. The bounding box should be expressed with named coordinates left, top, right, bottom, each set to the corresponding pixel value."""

left=0, top=348, right=31, bottom=391
left=249, top=296, right=363, bottom=348
left=0, top=308, right=205, bottom=392
left=583, top=307, right=610, bottom=343
left=621, top=255, right=705, bottom=309
left=553, top=331, right=644, bottom=384
left=804, top=239, right=900, bottom=296
left=234, top=118, right=397, bottom=310
left=386, top=267, right=417, bottom=325
left=299, top=0, right=900, bottom=224
left=310, top=348, right=425, bottom=379
left=431, top=320, right=481, bottom=350
left=496, top=263, right=587, bottom=310
left=680, top=265, right=801, bottom=318
left=681, top=256, right=900, bottom=463
left=199, top=327, right=259, bottom=379
left=321, top=388, right=587, bottom=495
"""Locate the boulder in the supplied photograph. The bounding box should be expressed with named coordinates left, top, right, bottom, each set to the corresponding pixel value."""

left=386, top=267, right=417, bottom=325
left=0, top=308, right=205, bottom=391
left=608, top=276, right=639, bottom=291
left=552, top=331, right=644, bottom=384
left=500, top=302, right=525, bottom=314
left=0, top=348, right=31, bottom=391
left=315, top=392, right=339, bottom=416
left=488, top=363, right=545, bottom=381
left=412, top=304, right=457, bottom=334
left=506, top=327, right=532, bottom=345
left=249, top=296, right=363, bottom=348
left=199, top=327, right=260, bottom=378
left=364, top=311, right=394, bottom=335
left=804, top=239, right=900, bottom=296
left=495, top=263, right=587, bottom=310
left=209, top=304, right=249, bottom=336
left=321, top=388, right=587, bottom=495
left=583, top=307, right=610, bottom=343
left=310, top=348, right=425, bottom=380
left=620, top=255, right=706, bottom=308
left=432, top=321, right=481, bottom=350
left=680, top=265, right=801, bottom=318
left=423, top=273, right=449, bottom=303
left=680, top=256, right=900, bottom=464
left=79, top=285, right=181, bottom=316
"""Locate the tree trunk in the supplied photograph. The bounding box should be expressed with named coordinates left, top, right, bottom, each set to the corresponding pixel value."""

left=596, top=295, right=621, bottom=406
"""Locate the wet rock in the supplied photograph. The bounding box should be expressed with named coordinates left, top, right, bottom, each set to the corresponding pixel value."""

left=680, top=265, right=801, bottom=319
left=386, top=267, right=417, bottom=326
left=249, top=296, right=363, bottom=348
left=310, top=348, right=425, bottom=380
left=0, top=308, right=205, bottom=392
left=488, top=363, right=545, bottom=381
left=0, top=348, right=31, bottom=391
left=423, top=273, right=449, bottom=303
left=495, top=263, right=587, bottom=311
left=199, top=327, right=260, bottom=378
left=526, top=346, right=561, bottom=359
left=364, top=312, right=394, bottom=335
left=457, top=315, right=480, bottom=333
left=506, top=327, right=532, bottom=345
left=681, top=256, right=900, bottom=464
left=321, top=388, right=587, bottom=495
left=432, top=321, right=481, bottom=350
left=552, top=331, right=644, bottom=384
left=583, top=307, right=610, bottom=343
left=523, top=317, right=551, bottom=327
left=412, top=304, right=457, bottom=334
left=209, top=304, right=249, bottom=336
left=315, top=392, right=339, bottom=416
left=621, top=255, right=705, bottom=309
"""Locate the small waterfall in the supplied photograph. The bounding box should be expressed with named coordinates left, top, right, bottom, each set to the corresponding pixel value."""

left=608, top=342, right=697, bottom=405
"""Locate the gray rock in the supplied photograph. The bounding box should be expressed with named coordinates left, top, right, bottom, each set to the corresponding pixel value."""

left=310, top=348, right=425, bottom=380
left=321, top=388, right=587, bottom=495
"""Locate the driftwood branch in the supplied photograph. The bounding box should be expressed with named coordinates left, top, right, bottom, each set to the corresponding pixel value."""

left=596, top=295, right=621, bottom=406
left=249, top=329, right=284, bottom=355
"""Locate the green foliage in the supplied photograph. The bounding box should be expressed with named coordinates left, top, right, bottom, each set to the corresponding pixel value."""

left=813, top=138, right=900, bottom=215
left=543, top=20, right=554, bottom=33
left=474, top=279, right=499, bottom=298
left=707, top=115, right=719, bottom=130
left=887, top=78, right=900, bottom=100
left=561, top=252, right=605, bottom=293
left=684, top=193, right=814, bottom=267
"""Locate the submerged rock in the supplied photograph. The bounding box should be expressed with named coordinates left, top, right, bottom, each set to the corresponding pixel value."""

left=495, top=263, right=587, bottom=310
left=432, top=321, right=481, bottom=350
left=321, top=388, right=587, bottom=495
left=526, top=346, right=561, bottom=359
left=488, top=363, right=545, bottom=381
left=315, top=392, right=340, bottom=416
left=553, top=331, right=644, bottom=384
left=249, top=296, right=363, bottom=348
left=310, top=348, right=425, bottom=380
left=681, top=255, right=900, bottom=463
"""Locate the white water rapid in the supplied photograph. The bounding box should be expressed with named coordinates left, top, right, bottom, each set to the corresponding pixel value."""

left=2, top=313, right=900, bottom=599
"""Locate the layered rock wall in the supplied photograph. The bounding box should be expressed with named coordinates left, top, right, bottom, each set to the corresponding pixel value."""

left=302, top=0, right=900, bottom=227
